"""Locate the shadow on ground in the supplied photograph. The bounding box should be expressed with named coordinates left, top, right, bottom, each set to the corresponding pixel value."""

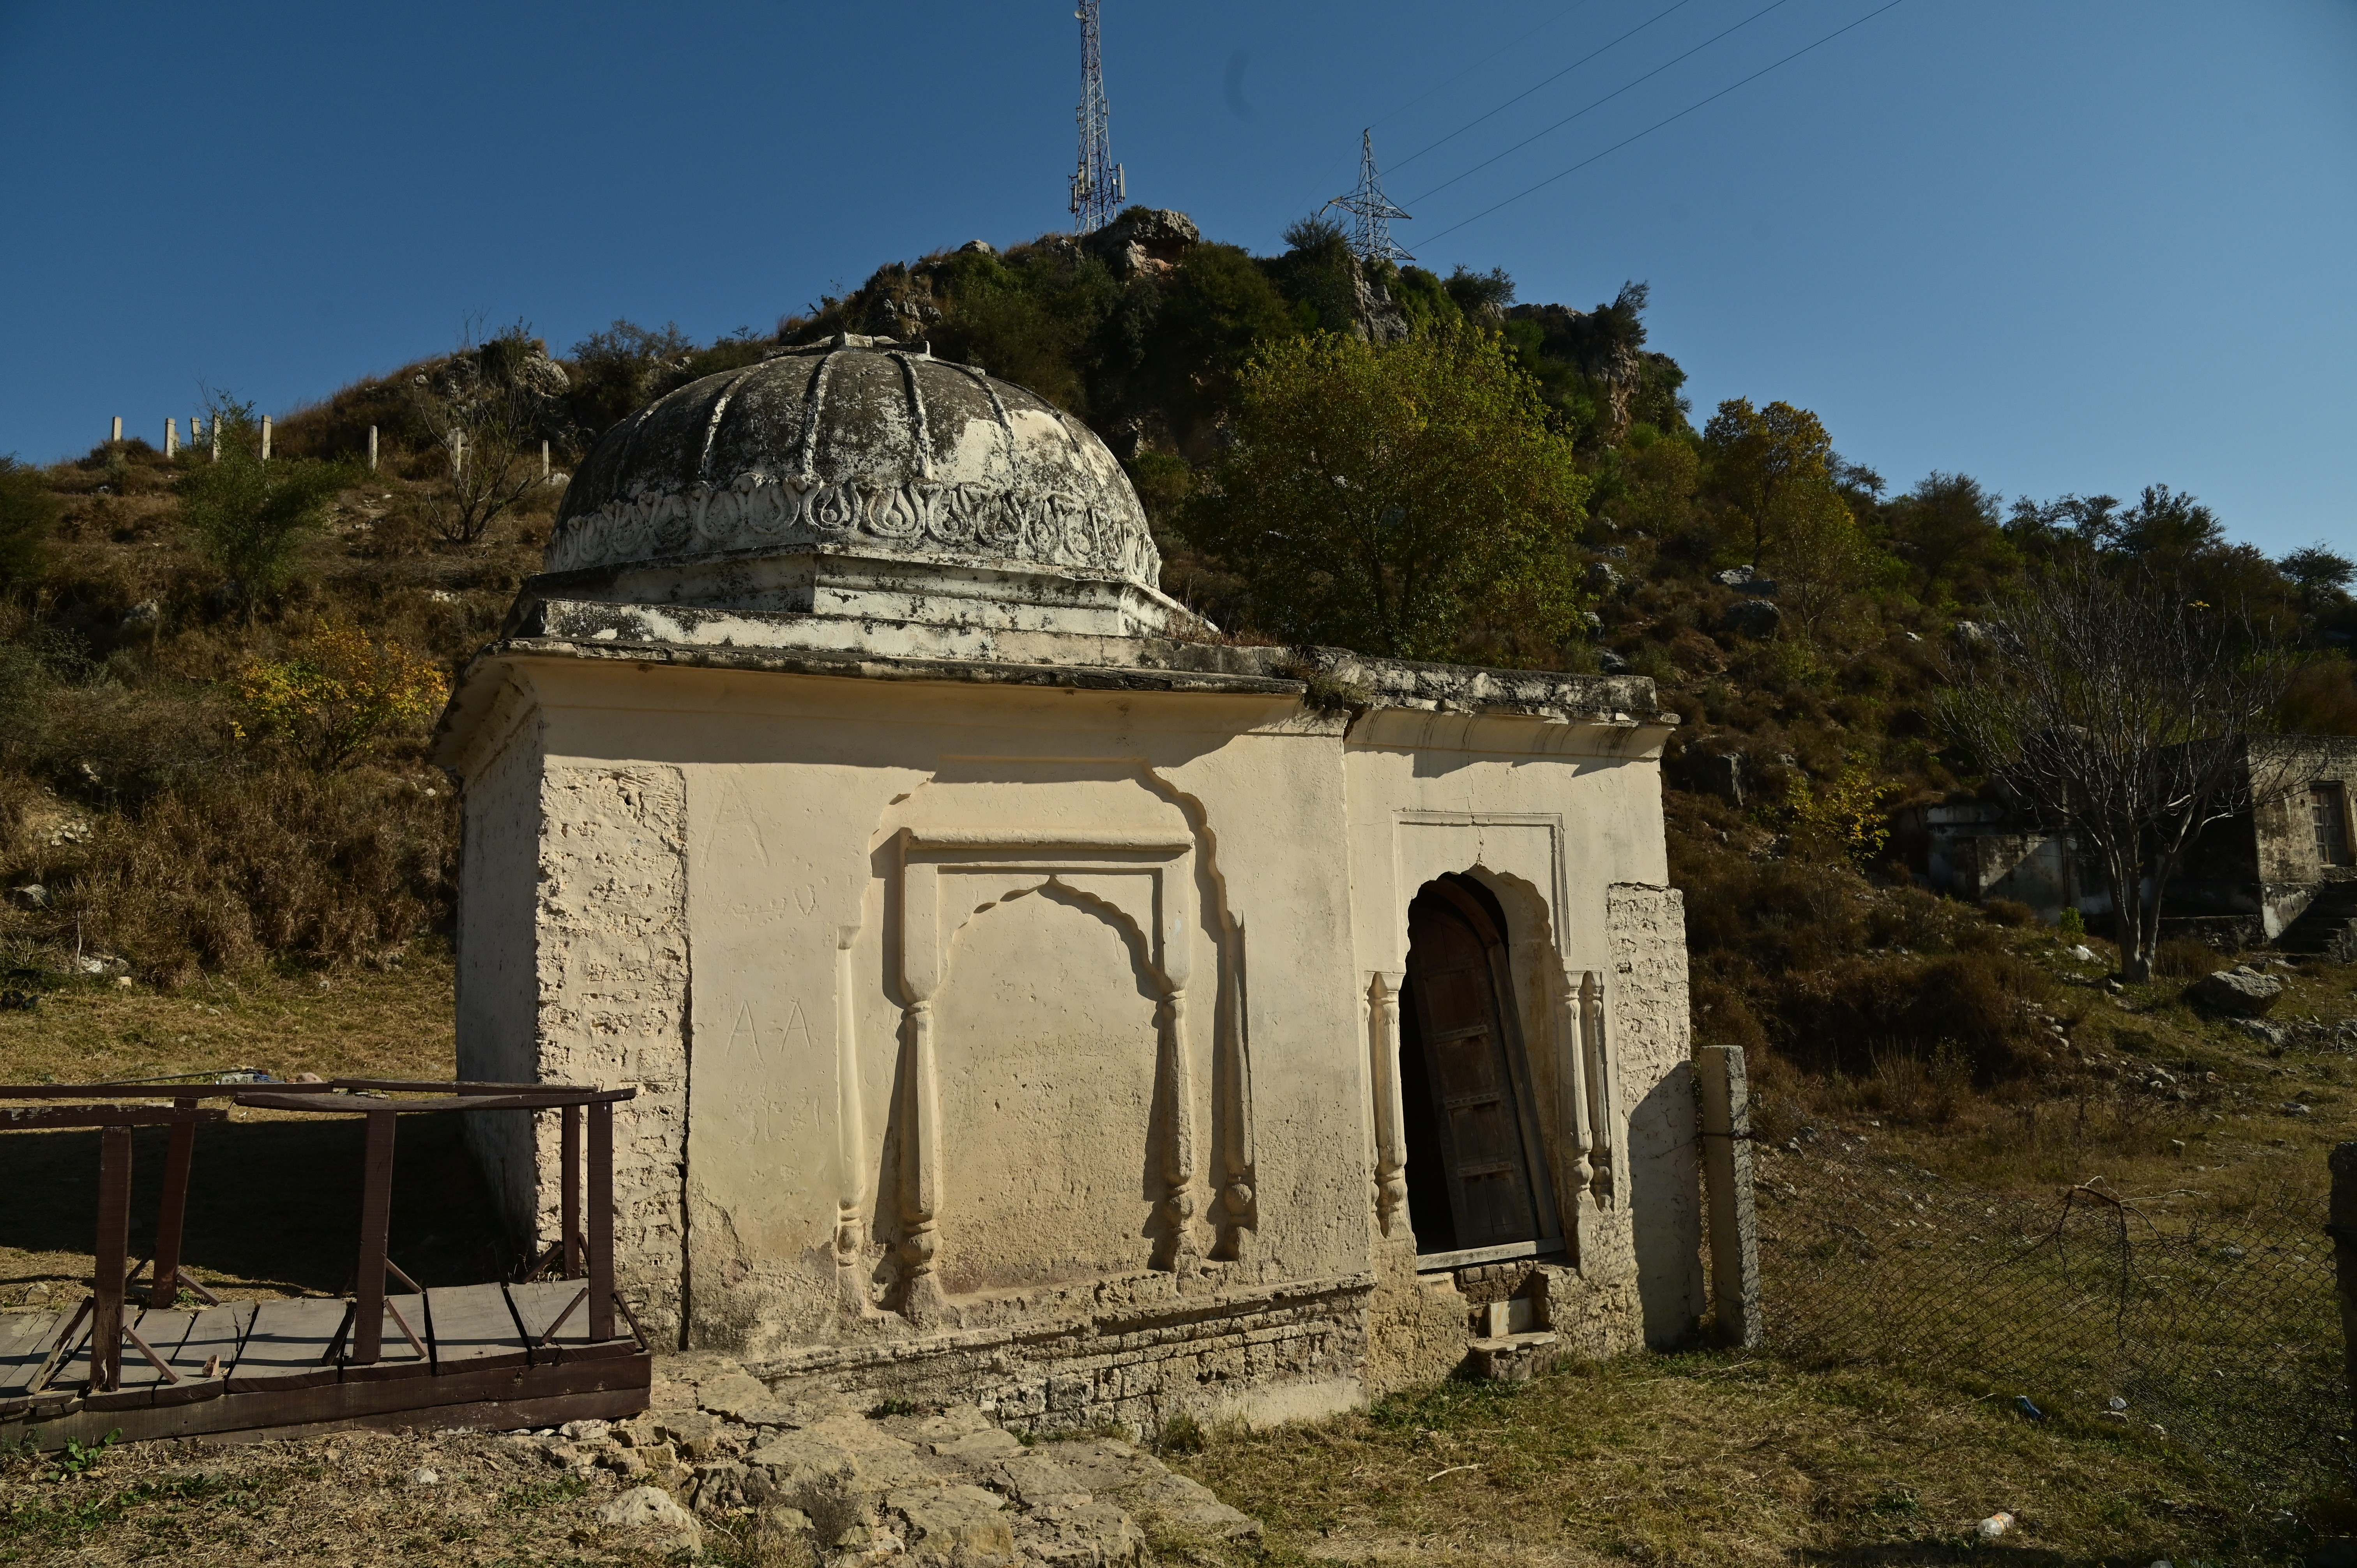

left=0, top=1111, right=513, bottom=1297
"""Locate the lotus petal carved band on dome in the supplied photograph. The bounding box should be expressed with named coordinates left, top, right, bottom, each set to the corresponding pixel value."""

left=545, top=472, right=1161, bottom=584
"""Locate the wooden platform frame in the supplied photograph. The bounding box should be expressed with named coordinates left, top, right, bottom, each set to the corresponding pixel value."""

left=0, top=1079, right=647, bottom=1450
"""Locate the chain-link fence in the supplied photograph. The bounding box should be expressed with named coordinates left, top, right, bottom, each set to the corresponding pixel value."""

left=1756, top=1132, right=2345, bottom=1501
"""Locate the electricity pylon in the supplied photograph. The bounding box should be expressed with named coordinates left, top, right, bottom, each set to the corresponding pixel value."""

left=1069, top=0, right=1124, bottom=234
left=1331, top=129, right=1413, bottom=265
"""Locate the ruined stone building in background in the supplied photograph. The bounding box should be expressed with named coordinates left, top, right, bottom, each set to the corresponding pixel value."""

left=1901, top=736, right=2357, bottom=959
left=432, top=339, right=1716, bottom=1429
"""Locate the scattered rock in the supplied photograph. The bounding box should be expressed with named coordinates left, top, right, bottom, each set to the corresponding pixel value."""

left=1597, top=650, right=1631, bottom=676
left=405, top=1466, right=440, bottom=1487
left=892, top=1483, right=1015, bottom=1562
left=2235, top=1017, right=2289, bottom=1049
left=1711, top=565, right=1779, bottom=595
left=2189, top=965, right=2285, bottom=1017
left=9, top=884, right=48, bottom=909
left=1081, top=207, right=1199, bottom=278
left=599, top=1484, right=703, bottom=1554
left=120, top=599, right=160, bottom=630
left=2066, top=944, right=2096, bottom=962
left=1579, top=609, right=1604, bottom=634
left=959, top=239, right=997, bottom=256
left=559, top=1418, right=609, bottom=1442
left=1722, top=599, right=1781, bottom=639
left=1586, top=560, right=1624, bottom=593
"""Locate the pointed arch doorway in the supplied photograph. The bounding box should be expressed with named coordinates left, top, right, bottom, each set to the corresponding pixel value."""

left=1398, top=874, right=1561, bottom=1265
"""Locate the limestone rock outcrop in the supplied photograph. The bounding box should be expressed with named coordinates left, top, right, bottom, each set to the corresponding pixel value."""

left=560, top=1355, right=1262, bottom=1566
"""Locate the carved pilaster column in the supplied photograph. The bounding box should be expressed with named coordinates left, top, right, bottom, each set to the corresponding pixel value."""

left=1555, top=964, right=1597, bottom=1203
left=1158, top=987, right=1201, bottom=1271
left=1368, top=971, right=1409, bottom=1236
left=833, top=926, right=869, bottom=1319
left=898, top=996, right=947, bottom=1324
left=1580, top=970, right=1617, bottom=1206
left=1218, top=918, right=1255, bottom=1224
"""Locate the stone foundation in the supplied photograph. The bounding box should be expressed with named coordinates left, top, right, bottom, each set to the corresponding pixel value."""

left=742, top=1275, right=1371, bottom=1440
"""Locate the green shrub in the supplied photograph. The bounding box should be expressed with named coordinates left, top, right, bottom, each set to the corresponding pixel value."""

left=0, top=456, right=59, bottom=588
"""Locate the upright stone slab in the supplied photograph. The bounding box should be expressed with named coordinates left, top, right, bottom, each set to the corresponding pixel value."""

left=2333, top=1141, right=2357, bottom=1437
left=1696, top=1044, right=1761, bottom=1349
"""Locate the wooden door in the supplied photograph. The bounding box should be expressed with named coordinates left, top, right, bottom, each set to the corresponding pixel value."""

left=1403, top=881, right=1553, bottom=1252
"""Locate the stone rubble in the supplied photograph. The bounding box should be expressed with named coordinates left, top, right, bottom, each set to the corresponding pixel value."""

left=554, top=1354, right=1260, bottom=1564
left=2189, top=964, right=2286, bottom=1017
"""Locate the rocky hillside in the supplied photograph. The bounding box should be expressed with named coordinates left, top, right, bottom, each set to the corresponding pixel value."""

left=2, top=206, right=2352, bottom=1134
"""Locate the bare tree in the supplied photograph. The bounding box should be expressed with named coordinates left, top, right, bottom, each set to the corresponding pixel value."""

left=409, top=322, right=562, bottom=548
left=1937, top=562, right=2297, bottom=982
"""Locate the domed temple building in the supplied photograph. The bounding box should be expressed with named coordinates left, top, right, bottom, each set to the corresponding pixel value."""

left=432, top=337, right=1717, bottom=1429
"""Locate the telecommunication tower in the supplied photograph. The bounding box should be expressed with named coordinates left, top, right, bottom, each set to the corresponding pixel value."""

left=1332, top=129, right=1413, bottom=265
left=1069, top=0, right=1124, bottom=234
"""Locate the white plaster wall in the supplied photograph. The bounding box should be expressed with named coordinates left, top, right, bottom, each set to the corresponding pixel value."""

left=455, top=654, right=1687, bottom=1381
left=932, top=891, right=1161, bottom=1293
left=509, top=665, right=1367, bottom=1363
left=454, top=702, right=546, bottom=1240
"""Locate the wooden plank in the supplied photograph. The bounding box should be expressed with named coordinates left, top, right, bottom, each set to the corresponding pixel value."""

left=507, top=1279, right=637, bottom=1365
left=85, top=1308, right=199, bottom=1413
left=0, top=1350, right=651, bottom=1451
left=343, top=1295, right=431, bottom=1383
left=152, top=1303, right=254, bottom=1408
left=0, top=1312, right=65, bottom=1416
left=424, top=1283, right=528, bottom=1373
left=225, top=1298, right=348, bottom=1393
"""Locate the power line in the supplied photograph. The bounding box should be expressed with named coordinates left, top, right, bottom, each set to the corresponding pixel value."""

left=1371, top=1, right=1592, bottom=133
left=1405, top=0, right=1801, bottom=209
left=1388, top=0, right=1703, bottom=176
left=1287, top=2, right=1590, bottom=226
left=1419, top=0, right=1911, bottom=245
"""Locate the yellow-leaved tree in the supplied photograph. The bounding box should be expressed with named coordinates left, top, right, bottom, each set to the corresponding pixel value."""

left=238, top=622, right=449, bottom=769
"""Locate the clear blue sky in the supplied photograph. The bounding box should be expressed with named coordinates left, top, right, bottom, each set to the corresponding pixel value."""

left=2, top=0, right=2350, bottom=553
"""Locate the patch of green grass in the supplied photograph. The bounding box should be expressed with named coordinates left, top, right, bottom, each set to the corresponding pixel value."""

left=495, top=1475, right=589, bottom=1513
left=1169, top=1349, right=2311, bottom=1566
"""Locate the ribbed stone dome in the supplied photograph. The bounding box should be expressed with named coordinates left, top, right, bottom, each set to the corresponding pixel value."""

left=545, top=340, right=1159, bottom=592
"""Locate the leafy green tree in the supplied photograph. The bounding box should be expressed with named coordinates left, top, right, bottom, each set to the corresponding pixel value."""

left=1145, top=242, right=1298, bottom=433
left=1442, top=265, right=1515, bottom=320
left=1185, top=327, right=1590, bottom=661
left=1769, top=479, right=1875, bottom=643
left=1884, top=471, right=2016, bottom=604
left=0, top=455, right=59, bottom=589
left=2282, top=543, right=2355, bottom=596
left=1702, top=397, right=1834, bottom=566
left=176, top=402, right=347, bottom=610
left=1270, top=217, right=1361, bottom=336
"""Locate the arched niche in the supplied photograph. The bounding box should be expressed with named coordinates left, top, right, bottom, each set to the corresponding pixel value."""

left=931, top=884, right=1163, bottom=1294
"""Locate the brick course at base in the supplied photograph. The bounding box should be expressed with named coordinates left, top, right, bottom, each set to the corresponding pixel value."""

left=743, top=1276, right=1372, bottom=1439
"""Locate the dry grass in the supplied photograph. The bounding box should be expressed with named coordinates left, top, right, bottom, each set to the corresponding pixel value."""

left=0, top=1426, right=769, bottom=1566
left=0, top=957, right=498, bottom=1307
left=1170, top=1351, right=2304, bottom=1566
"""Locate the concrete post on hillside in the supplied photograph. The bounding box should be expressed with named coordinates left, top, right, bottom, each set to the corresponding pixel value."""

left=260, top=416, right=272, bottom=461
left=110, top=416, right=122, bottom=444
left=2331, top=1143, right=2357, bottom=1439
left=1696, top=1044, right=1762, bottom=1349
left=368, top=426, right=378, bottom=471
left=166, top=418, right=178, bottom=457
left=207, top=417, right=219, bottom=463
left=541, top=439, right=550, bottom=480
left=449, top=430, right=465, bottom=478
